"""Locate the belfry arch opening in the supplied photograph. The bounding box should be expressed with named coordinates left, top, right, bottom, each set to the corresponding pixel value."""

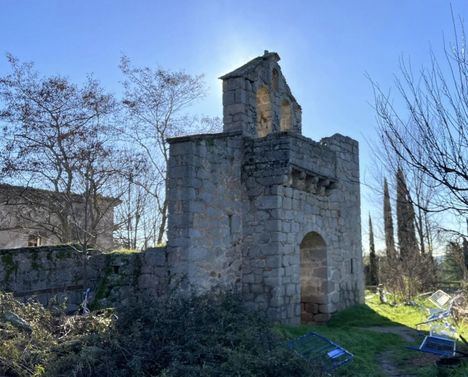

left=300, top=231, right=328, bottom=323
left=280, top=99, right=292, bottom=131
left=256, top=86, right=272, bottom=137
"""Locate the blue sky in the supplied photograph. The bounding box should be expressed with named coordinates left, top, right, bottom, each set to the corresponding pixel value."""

left=1, top=0, right=466, bottom=250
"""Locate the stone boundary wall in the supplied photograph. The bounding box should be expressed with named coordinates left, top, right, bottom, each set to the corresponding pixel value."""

left=93, top=247, right=169, bottom=308
left=0, top=245, right=168, bottom=311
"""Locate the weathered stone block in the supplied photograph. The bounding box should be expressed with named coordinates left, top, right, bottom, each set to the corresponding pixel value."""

left=313, top=313, right=331, bottom=322
left=318, top=304, right=335, bottom=314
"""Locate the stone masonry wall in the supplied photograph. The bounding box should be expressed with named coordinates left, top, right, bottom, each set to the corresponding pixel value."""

left=0, top=245, right=104, bottom=311
left=0, top=245, right=168, bottom=311
left=166, top=131, right=363, bottom=324
left=221, top=52, right=302, bottom=137
left=166, top=132, right=244, bottom=291
left=321, top=134, right=364, bottom=309
left=0, top=132, right=363, bottom=324
left=92, top=247, right=169, bottom=308
left=0, top=52, right=364, bottom=326
left=240, top=132, right=362, bottom=324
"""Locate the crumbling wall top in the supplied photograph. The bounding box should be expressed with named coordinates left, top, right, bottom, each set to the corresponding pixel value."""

left=220, top=51, right=302, bottom=138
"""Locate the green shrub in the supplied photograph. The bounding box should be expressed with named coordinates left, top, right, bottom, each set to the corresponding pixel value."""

left=48, top=292, right=314, bottom=376
left=0, top=291, right=114, bottom=377
left=0, top=291, right=316, bottom=377
left=0, top=292, right=56, bottom=376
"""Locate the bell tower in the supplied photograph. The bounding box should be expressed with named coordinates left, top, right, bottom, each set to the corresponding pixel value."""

left=220, top=51, right=302, bottom=137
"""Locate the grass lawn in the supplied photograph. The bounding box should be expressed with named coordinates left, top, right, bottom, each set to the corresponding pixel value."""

left=277, top=293, right=468, bottom=376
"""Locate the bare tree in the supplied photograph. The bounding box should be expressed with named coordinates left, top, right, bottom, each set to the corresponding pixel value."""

left=119, top=56, right=221, bottom=245
left=113, top=166, right=162, bottom=249
left=371, top=17, right=468, bottom=225
left=0, top=54, right=137, bottom=251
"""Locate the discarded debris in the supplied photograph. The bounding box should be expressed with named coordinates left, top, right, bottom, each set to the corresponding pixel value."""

left=2, top=310, right=32, bottom=332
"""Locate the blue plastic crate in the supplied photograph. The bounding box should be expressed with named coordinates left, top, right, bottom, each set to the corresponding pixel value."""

left=287, top=332, right=353, bottom=372
left=408, top=335, right=456, bottom=357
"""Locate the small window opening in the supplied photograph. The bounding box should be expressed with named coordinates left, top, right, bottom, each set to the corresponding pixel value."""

left=228, top=214, right=233, bottom=237
left=272, top=69, right=279, bottom=91
left=113, top=265, right=120, bottom=274
left=350, top=258, right=354, bottom=274
left=28, top=234, right=42, bottom=247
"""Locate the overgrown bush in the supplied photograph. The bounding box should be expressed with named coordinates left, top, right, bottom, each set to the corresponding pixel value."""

left=0, top=292, right=55, bottom=376
left=378, top=252, right=437, bottom=303
left=0, top=292, right=114, bottom=377
left=0, top=291, right=315, bottom=377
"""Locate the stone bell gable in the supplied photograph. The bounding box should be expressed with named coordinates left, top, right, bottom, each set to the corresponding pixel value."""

left=166, top=52, right=364, bottom=324
left=220, top=51, right=302, bottom=137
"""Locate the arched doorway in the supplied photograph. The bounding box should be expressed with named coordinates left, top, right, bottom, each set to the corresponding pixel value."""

left=300, top=232, right=327, bottom=322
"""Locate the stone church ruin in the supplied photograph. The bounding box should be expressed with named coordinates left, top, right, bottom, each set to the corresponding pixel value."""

left=0, top=51, right=363, bottom=324
left=166, top=51, right=364, bottom=323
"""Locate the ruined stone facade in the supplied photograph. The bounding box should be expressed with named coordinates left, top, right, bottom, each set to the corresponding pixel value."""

left=166, top=51, right=364, bottom=324
left=0, top=52, right=363, bottom=324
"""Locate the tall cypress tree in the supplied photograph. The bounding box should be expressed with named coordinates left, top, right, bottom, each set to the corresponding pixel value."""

left=383, top=178, right=396, bottom=259
left=368, top=214, right=378, bottom=285
left=463, top=238, right=468, bottom=273
left=396, top=168, right=419, bottom=260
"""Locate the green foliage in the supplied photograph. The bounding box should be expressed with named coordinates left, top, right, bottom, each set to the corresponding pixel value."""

left=48, top=292, right=313, bottom=377
left=327, top=303, right=396, bottom=328
left=367, top=292, right=468, bottom=337
left=279, top=324, right=402, bottom=377
left=440, top=241, right=468, bottom=282
left=89, top=265, right=112, bottom=309
left=1, top=253, right=18, bottom=283
left=278, top=299, right=406, bottom=376
left=368, top=215, right=379, bottom=286
left=0, top=291, right=114, bottom=377
left=379, top=253, right=437, bottom=302
left=54, top=249, right=72, bottom=260
left=0, top=291, right=313, bottom=377
left=2, top=289, right=467, bottom=376
left=279, top=293, right=468, bottom=376
left=0, top=292, right=56, bottom=376
left=108, top=248, right=142, bottom=255
left=30, top=252, right=41, bottom=270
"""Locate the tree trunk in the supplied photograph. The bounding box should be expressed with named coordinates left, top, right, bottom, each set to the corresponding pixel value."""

left=157, top=199, right=168, bottom=245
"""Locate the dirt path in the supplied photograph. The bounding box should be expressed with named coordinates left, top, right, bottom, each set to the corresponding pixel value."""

left=364, top=326, right=417, bottom=343
left=362, top=326, right=438, bottom=377
left=377, top=351, right=417, bottom=377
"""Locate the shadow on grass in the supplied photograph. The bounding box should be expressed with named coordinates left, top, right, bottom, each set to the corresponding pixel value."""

left=327, top=303, right=398, bottom=328
left=277, top=302, right=468, bottom=377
